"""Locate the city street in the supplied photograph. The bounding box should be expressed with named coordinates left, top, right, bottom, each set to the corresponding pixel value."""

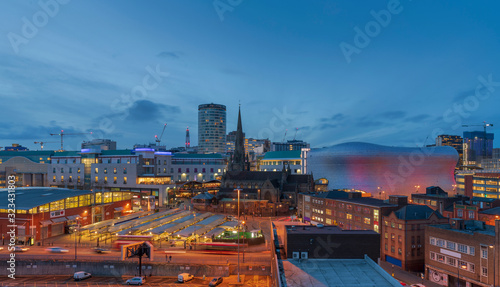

left=0, top=274, right=270, bottom=286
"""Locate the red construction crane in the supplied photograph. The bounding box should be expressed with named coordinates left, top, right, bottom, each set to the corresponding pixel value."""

left=154, top=123, right=167, bottom=146
left=50, top=130, right=92, bottom=151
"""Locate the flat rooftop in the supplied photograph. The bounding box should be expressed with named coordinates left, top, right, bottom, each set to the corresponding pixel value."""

left=286, top=225, right=378, bottom=235
left=282, top=257, right=401, bottom=287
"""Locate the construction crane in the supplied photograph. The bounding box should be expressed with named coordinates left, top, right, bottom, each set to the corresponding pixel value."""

left=293, top=128, right=299, bottom=141
left=34, top=141, right=58, bottom=150
left=462, top=121, right=494, bottom=159
left=50, top=130, right=93, bottom=151
left=155, top=123, right=167, bottom=146
left=282, top=129, right=288, bottom=143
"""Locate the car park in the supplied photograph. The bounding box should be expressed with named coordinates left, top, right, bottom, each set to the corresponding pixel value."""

left=126, top=277, right=146, bottom=285
left=74, top=271, right=92, bottom=281
left=45, top=247, right=69, bottom=253
left=178, top=273, right=194, bottom=283
left=209, top=276, right=223, bottom=286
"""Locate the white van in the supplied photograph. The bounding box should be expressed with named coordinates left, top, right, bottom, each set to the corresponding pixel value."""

left=74, top=271, right=92, bottom=281
left=178, top=273, right=194, bottom=283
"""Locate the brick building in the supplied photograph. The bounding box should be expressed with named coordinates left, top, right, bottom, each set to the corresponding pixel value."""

left=425, top=219, right=500, bottom=287
left=381, top=204, right=448, bottom=272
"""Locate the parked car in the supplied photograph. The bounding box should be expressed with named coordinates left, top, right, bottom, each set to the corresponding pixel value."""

left=12, top=246, right=29, bottom=252
left=93, top=247, right=111, bottom=254
left=126, top=277, right=146, bottom=285
left=45, top=247, right=69, bottom=253
left=209, top=276, right=223, bottom=286
left=399, top=281, right=407, bottom=286
left=178, top=273, right=194, bottom=283
left=74, top=271, right=92, bottom=281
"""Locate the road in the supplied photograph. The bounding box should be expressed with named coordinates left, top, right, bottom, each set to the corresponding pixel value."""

left=0, top=275, right=270, bottom=287
left=0, top=247, right=270, bottom=265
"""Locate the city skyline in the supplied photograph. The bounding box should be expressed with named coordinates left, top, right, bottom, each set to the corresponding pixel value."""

left=2, top=0, right=500, bottom=151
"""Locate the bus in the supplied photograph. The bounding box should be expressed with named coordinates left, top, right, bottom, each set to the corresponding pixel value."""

left=112, top=234, right=153, bottom=250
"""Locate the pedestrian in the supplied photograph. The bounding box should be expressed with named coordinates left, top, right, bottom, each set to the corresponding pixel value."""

left=169, top=255, right=172, bottom=262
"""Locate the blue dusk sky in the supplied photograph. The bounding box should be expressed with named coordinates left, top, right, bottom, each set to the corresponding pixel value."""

left=1, top=0, right=500, bottom=151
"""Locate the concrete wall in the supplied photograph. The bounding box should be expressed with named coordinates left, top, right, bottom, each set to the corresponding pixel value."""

left=1, top=260, right=271, bottom=277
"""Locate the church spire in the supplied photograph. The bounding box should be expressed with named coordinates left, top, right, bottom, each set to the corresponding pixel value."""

left=229, top=105, right=246, bottom=171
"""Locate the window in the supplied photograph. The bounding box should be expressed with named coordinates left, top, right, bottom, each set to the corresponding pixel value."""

left=469, top=211, right=475, bottom=219
left=437, top=254, right=445, bottom=262
left=391, top=233, right=395, bottom=240
left=482, top=248, right=488, bottom=259
left=123, top=177, right=127, bottom=184
left=447, top=241, right=455, bottom=250
left=458, top=244, right=468, bottom=253
left=482, top=267, right=488, bottom=277
left=398, top=235, right=402, bottom=243
left=69, top=176, right=73, bottom=183
left=437, top=239, right=445, bottom=247
left=178, top=168, right=182, bottom=173
left=391, top=222, right=395, bottom=228
left=430, top=237, right=436, bottom=245
left=124, top=168, right=127, bottom=174
left=398, top=248, right=402, bottom=255
left=52, top=176, right=56, bottom=182
left=417, top=236, right=421, bottom=244
left=95, top=167, right=98, bottom=174
left=113, top=177, right=117, bottom=184
left=457, top=209, right=463, bottom=217
left=114, top=168, right=117, bottom=174
left=398, top=224, right=403, bottom=230
left=186, top=168, right=190, bottom=173
left=364, top=218, right=370, bottom=225
left=104, top=176, right=108, bottom=184
left=447, top=257, right=456, bottom=266
left=385, top=232, right=388, bottom=239
left=430, top=252, right=436, bottom=261
left=202, top=168, right=206, bottom=173
left=385, top=244, right=388, bottom=251
left=69, top=167, right=72, bottom=173
left=77, top=168, right=80, bottom=173
left=470, top=246, right=475, bottom=256
left=391, top=246, right=395, bottom=253
left=194, top=168, right=198, bottom=173
left=61, top=168, right=64, bottom=173
left=411, top=236, right=415, bottom=244
left=77, top=176, right=81, bottom=184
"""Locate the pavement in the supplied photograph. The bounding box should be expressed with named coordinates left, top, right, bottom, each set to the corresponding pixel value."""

left=378, top=260, right=442, bottom=287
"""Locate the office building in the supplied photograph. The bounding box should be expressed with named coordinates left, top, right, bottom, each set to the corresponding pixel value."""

left=425, top=219, right=499, bottom=287
left=259, top=150, right=302, bottom=174
left=271, top=140, right=309, bottom=152
left=198, top=103, right=226, bottom=154
left=456, top=171, right=500, bottom=199
left=436, top=134, right=463, bottom=168
left=463, top=131, right=494, bottom=166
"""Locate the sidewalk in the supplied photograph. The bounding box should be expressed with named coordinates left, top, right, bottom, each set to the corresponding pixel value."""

left=379, top=260, right=441, bottom=287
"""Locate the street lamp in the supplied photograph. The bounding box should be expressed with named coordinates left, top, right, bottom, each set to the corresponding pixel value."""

left=235, top=186, right=242, bottom=283
left=75, top=216, right=80, bottom=260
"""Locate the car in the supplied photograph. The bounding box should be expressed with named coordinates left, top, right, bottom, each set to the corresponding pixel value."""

left=93, top=247, right=111, bottom=254
left=12, top=246, right=29, bottom=252
left=410, top=284, right=426, bottom=287
left=45, top=247, right=69, bottom=253
left=399, top=281, right=407, bottom=286
left=209, top=276, right=223, bottom=286
left=178, top=273, right=194, bottom=283
left=74, top=271, right=92, bottom=281
left=126, top=277, right=146, bottom=285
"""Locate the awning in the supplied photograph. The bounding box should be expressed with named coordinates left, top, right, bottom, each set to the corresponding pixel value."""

left=114, top=207, right=124, bottom=212
left=51, top=217, right=68, bottom=223
left=66, top=215, right=79, bottom=221
left=40, top=220, right=52, bottom=226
